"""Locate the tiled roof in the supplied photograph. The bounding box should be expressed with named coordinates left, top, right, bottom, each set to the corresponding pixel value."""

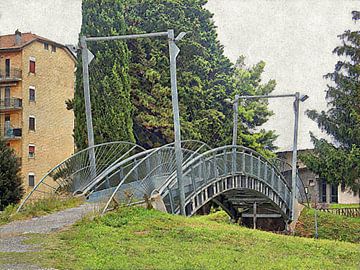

left=0, top=31, right=64, bottom=50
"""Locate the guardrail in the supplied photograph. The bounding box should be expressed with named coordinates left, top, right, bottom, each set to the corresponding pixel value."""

left=0, top=68, right=22, bottom=81
left=319, top=207, right=360, bottom=218
left=0, top=98, right=22, bottom=110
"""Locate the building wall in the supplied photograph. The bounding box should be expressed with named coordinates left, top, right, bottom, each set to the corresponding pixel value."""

left=0, top=51, right=23, bottom=157
left=338, top=187, right=360, bottom=204
left=20, top=41, right=75, bottom=193
left=277, top=150, right=360, bottom=205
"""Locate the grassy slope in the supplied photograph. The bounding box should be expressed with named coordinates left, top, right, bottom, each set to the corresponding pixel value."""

left=329, top=203, right=359, bottom=209
left=295, top=207, right=360, bottom=243
left=1, top=207, right=359, bottom=270
left=0, top=196, right=83, bottom=225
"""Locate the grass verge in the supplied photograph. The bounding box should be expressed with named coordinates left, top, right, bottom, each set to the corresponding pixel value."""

left=0, top=196, right=84, bottom=225
left=328, top=203, right=359, bottom=209
left=295, top=207, right=360, bottom=243
left=1, top=207, right=359, bottom=270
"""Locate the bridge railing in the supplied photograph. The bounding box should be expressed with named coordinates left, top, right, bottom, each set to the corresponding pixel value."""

left=272, top=158, right=309, bottom=205
left=79, top=140, right=211, bottom=213
left=17, top=141, right=145, bottom=212
left=159, top=145, right=293, bottom=217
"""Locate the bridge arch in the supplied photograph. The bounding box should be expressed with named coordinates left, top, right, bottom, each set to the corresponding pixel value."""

left=17, top=141, right=145, bottom=212
left=158, top=145, right=305, bottom=222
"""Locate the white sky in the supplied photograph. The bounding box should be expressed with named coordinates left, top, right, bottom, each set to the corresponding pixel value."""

left=0, top=0, right=358, bottom=151
left=206, top=0, right=359, bottom=150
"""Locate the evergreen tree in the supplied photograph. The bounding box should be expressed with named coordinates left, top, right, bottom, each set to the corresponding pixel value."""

left=123, top=0, right=277, bottom=153
left=73, top=0, right=135, bottom=149
left=301, top=11, right=360, bottom=192
left=0, top=138, right=24, bottom=210
left=74, top=0, right=277, bottom=157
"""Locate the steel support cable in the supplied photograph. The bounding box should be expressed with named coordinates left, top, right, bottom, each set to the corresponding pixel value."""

left=100, top=141, right=210, bottom=213
left=76, top=144, right=140, bottom=193
left=17, top=141, right=145, bottom=212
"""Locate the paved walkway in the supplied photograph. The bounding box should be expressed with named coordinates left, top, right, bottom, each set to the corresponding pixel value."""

left=0, top=203, right=99, bottom=270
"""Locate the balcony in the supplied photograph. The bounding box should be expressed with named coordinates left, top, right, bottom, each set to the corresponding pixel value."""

left=0, top=98, right=22, bottom=111
left=0, top=68, right=22, bottom=82
left=2, top=127, right=22, bottom=140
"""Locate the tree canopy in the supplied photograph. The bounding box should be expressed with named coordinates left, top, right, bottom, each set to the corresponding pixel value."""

left=0, top=138, right=24, bottom=210
left=301, top=11, right=360, bottom=192
left=74, top=0, right=277, bottom=157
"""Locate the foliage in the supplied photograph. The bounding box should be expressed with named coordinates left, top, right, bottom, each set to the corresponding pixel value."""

left=74, top=0, right=277, bottom=157
left=301, top=11, right=360, bottom=192
left=73, top=0, right=135, bottom=149
left=295, top=207, right=360, bottom=243
left=0, top=196, right=83, bottom=225
left=1, top=207, right=359, bottom=269
left=0, top=137, right=23, bottom=211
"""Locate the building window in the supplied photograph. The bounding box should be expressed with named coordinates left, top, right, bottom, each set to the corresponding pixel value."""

left=44, top=43, right=49, bottom=50
left=28, top=173, right=35, bottom=187
left=28, top=145, right=35, bottom=158
left=319, top=179, right=327, bottom=203
left=330, top=184, right=338, bottom=203
left=51, top=45, right=56, bottom=52
left=29, top=116, right=36, bottom=131
left=5, top=59, right=10, bottom=77
left=29, top=58, right=36, bottom=73
left=4, top=86, right=10, bottom=107
left=29, top=87, right=36, bottom=101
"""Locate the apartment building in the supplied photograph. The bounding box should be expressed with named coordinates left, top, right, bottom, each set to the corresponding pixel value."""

left=0, top=30, right=75, bottom=193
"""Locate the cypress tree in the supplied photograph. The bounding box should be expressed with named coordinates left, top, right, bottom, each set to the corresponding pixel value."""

left=74, top=0, right=277, bottom=157
left=0, top=138, right=24, bottom=210
left=123, top=0, right=277, bottom=153
left=301, top=11, right=360, bottom=192
left=73, top=0, right=135, bottom=149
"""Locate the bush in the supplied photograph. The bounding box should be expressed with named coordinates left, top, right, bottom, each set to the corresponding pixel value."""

left=0, top=138, right=24, bottom=210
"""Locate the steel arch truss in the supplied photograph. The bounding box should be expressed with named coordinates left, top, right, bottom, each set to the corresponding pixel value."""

left=17, top=141, right=145, bottom=212
left=159, top=145, right=306, bottom=221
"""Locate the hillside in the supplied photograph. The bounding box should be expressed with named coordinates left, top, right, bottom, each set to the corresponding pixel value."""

left=1, top=207, right=358, bottom=270
left=295, top=207, right=360, bottom=243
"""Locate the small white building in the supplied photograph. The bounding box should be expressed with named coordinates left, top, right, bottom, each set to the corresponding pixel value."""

left=277, top=149, right=360, bottom=206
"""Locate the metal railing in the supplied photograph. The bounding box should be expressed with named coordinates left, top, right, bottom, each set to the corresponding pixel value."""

left=0, top=98, right=22, bottom=110
left=17, top=140, right=308, bottom=221
left=17, top=141, right=146, bottom=212
left=0, top=68, right=22, bottom=81
left=159, top=145, right=295, bottom=219
left=1, top=121, right=22, bottom=139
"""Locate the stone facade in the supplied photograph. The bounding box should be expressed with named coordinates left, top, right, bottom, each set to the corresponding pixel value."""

left=0, top=32, right=75, bottom=194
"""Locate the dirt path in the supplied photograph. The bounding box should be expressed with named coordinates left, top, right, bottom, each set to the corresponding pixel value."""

left=0, top=203, right=99, bottom=270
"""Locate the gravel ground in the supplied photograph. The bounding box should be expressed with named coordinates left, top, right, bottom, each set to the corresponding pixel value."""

left=0, top=264, right=57, bottom=270
left=0, top=204, right=99, bottom=237
left=0, top=203, right=99, bottom=270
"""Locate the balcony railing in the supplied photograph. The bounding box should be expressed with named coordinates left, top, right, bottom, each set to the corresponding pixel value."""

left=0, top=98, right=22, bottom=111
left=1, top=127, right=22, bottom=140
left=0, top=68, right=22, bottom=82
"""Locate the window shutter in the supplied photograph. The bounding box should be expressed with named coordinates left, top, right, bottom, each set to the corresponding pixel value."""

left=29, top=145, right=35, bottom=153
left=29, top=60, right=36, bottom=73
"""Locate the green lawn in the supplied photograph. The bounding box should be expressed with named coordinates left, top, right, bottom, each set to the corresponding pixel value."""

left=1, top=207, right=359, bottom=270
left=328, top=203, right=359, bottom=209
left=0, top=196, right=83, bottom=225
left=295, top=207, right=360, bottom=243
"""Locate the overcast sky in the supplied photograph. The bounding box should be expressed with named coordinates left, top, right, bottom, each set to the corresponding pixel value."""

left=0, top=0, right=359, bottom=151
